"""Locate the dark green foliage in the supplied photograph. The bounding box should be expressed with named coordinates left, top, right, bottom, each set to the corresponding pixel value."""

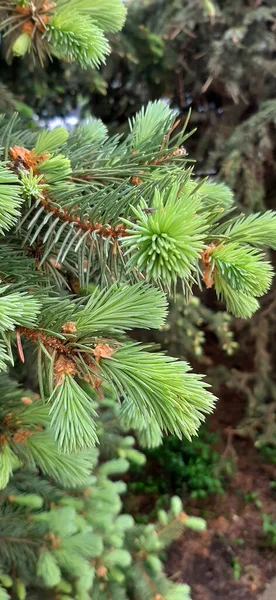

left=260, top=445, right=276, bottom=465
left=231, top=556, right=242, bottom=582
left=129, top=427, right=233, bottom=500
left=262, top=514, right=276, bottom=547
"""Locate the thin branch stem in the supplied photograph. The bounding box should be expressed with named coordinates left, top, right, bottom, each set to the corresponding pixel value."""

left=0, top=536, right=39, bottom=546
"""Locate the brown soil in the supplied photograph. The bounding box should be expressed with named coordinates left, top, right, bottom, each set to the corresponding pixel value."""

left=166, top=424, right=276, bottom=600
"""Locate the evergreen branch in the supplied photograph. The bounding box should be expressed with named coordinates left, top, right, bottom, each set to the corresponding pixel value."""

left=47, top=12, right=110, bottom=68
left=132, top=560, right=160, bottom=600
left=224, top=210, right=276, bottom=248
left=155, top=514, right=187, bottom=546
left=120, top=399, right=163, bottom=448
left=60, top=0, right=127, bottom=33
left=99, top=343, right=216, bottom=440
left=0, top=586, right=9, bottom=600
left=121, top=184, right=207, bottom=289
left=213, top=277, right=260, bottom=318
left=34, top=127, right=69, bottom=156
left=211, top=243, right=273, bottom=297
left=0, top=446, right=21, bottom=490
left=129, top=101, right=176, bottom=151
left=38, top=191, right=127, bottom=239
left=193, top=179, right=234, bottom=211
left=0, top=162, right=22, bottom=234
left=26, top=431, right=96, bottom=488
left=75, top=283, right=168, bottom=335
left=0, top=0, right=127, bottom=66
left=4, top=112, right=196, bottom=280
left=0, top=287, right=41, bottom=333
left=59, top=531, right=103, bottom=558
left=16, top=326, right=72, bottom=355
left=37, top=550, right=61, bottom=588
left=49, top=375, right=98, bottom=453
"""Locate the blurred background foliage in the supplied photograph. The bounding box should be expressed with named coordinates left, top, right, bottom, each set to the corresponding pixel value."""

left=1, top=0, right=275, bottom=450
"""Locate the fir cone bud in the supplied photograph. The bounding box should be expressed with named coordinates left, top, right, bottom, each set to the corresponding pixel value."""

left=97, top=566, right=108, bottom=578
left=62, top=321, right=77, bottom=334
left=178, top=511, right=188, bottom=524
left=42, top=1, right=57, bottom=10
left=54, top=356, right=77, bottom=385
left=130, top=175, right=143, bottom=185
left=12, top=33, right=31, bottom=57
left=21, top=396, right=32, bottom=405
left=16, top=5, right=30, bottom=15
left=22, top=21, right=35, bottom=36
left=37, top=14, right=51, bottom=32
left=93, top=343, right=116, bottom=362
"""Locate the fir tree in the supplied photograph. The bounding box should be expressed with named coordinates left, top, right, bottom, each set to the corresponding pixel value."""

left=0, top=1, right=276, bottom=597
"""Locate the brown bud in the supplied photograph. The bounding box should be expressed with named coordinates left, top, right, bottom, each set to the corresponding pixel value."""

left=97, top=566, right=108, bottom=578
left=13, top=428, right=35, bottom=444
left=49, top=257, right=62, bottom=270
left=62, top=321, right=77, bottom=334
left=22, top=21, right=35, bottom=36
left=178, top=512, right=188, bottom=524
left=16, top=5, right=30, bottom=15
left=4, top=413, right=13, bottom=422
left=54, top=356, right=77, bottom=385
left=83, top=486, right=92, bottom=499
left=130, top=175, right=143, bottom=186
left=37, top=14, right=51, bottom=32
left=21, top=396, right=33, bottom=405
left=42, top=1, right=57, bottom=10
left=93, top=343, right=116, bottom=363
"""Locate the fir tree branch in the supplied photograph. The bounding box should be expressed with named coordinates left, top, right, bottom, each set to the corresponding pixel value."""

left=0, top=536, right=39, bottom=546
left=39, top=192, right=127, bottom=239
left=134, top=559, right=160, bottom=598
left=16, top=326, right=74, bottom=355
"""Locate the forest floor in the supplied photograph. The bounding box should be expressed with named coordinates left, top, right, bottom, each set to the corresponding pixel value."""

left=166, top=391, right=276, bottom=600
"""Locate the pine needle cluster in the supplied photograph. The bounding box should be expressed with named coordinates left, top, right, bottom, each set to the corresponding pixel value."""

left=0, top=0, right=126, bottom=66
